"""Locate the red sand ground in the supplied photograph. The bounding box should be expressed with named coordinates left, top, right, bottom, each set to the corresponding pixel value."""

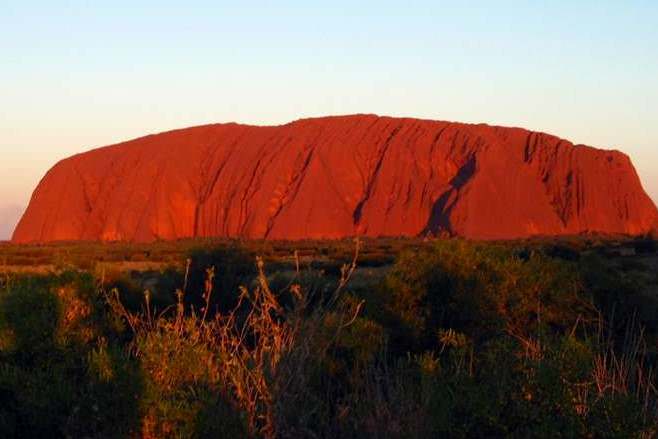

left=13, top=115, right=658, bottom=243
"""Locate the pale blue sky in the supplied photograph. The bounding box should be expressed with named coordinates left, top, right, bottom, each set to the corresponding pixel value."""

left=1, top=1, right=657, bottom=238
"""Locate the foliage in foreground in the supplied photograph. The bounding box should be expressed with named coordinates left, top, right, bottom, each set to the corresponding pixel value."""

left=0, top=240, right=657, bottom=438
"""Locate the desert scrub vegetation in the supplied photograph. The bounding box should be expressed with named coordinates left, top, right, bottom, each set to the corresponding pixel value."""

left=0, top=238, right=658, bottom=437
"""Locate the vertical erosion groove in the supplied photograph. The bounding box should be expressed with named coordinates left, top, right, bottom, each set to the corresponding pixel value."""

left=352, top=124, right=403, bottom=226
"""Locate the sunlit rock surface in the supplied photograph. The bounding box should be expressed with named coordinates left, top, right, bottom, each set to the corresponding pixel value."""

left=13, top=115, right=658, bottom=242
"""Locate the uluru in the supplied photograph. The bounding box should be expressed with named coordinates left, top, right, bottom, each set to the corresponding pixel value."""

left=12, top=115, right=658, bottom=243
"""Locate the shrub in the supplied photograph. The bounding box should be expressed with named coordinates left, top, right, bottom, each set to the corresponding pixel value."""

left=379, top=241, right=593, bottom=353
left=0, top=278, right=60, bottom=357
left=185, top=244, right=256, bottom=314
left=0, top=274, right=142, bottom=438
left=2, top=240, right=658, bottom=437
left=633, top=237, right=657, bottom=255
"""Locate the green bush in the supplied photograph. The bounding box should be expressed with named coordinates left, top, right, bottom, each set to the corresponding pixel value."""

left=185, top=244, right=256, bottom=313
left=0, top=274, right=142, bottom=438
left=0, top=279, right=60, bottom=357
left=136, top=321, right=246, bottom=438
left=377, top=241, right=592, bottom=353
left=1, top=240, right=657, bottom=437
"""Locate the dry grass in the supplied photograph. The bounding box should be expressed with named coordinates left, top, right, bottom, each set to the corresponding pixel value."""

left=2, top=237, right=658, bottom=437
left=103, top=240, right=365, bottom=438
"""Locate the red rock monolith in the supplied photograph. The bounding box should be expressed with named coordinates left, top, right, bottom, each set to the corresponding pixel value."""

left=13, top=115, right=658, bottom=242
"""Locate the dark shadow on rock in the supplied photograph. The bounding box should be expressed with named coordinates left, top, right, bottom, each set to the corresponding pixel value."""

left=422, top=156, right=477, bottom=236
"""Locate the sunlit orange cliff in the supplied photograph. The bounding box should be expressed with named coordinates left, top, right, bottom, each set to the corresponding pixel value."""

left=13, top=115, right=658, bottom=243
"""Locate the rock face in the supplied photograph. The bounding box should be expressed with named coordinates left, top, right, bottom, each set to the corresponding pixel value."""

left=13, top=115, right=658, bottom=243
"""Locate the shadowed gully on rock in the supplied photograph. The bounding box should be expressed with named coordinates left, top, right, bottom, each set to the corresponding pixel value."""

left=13, top=115, right=658, bottom=243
